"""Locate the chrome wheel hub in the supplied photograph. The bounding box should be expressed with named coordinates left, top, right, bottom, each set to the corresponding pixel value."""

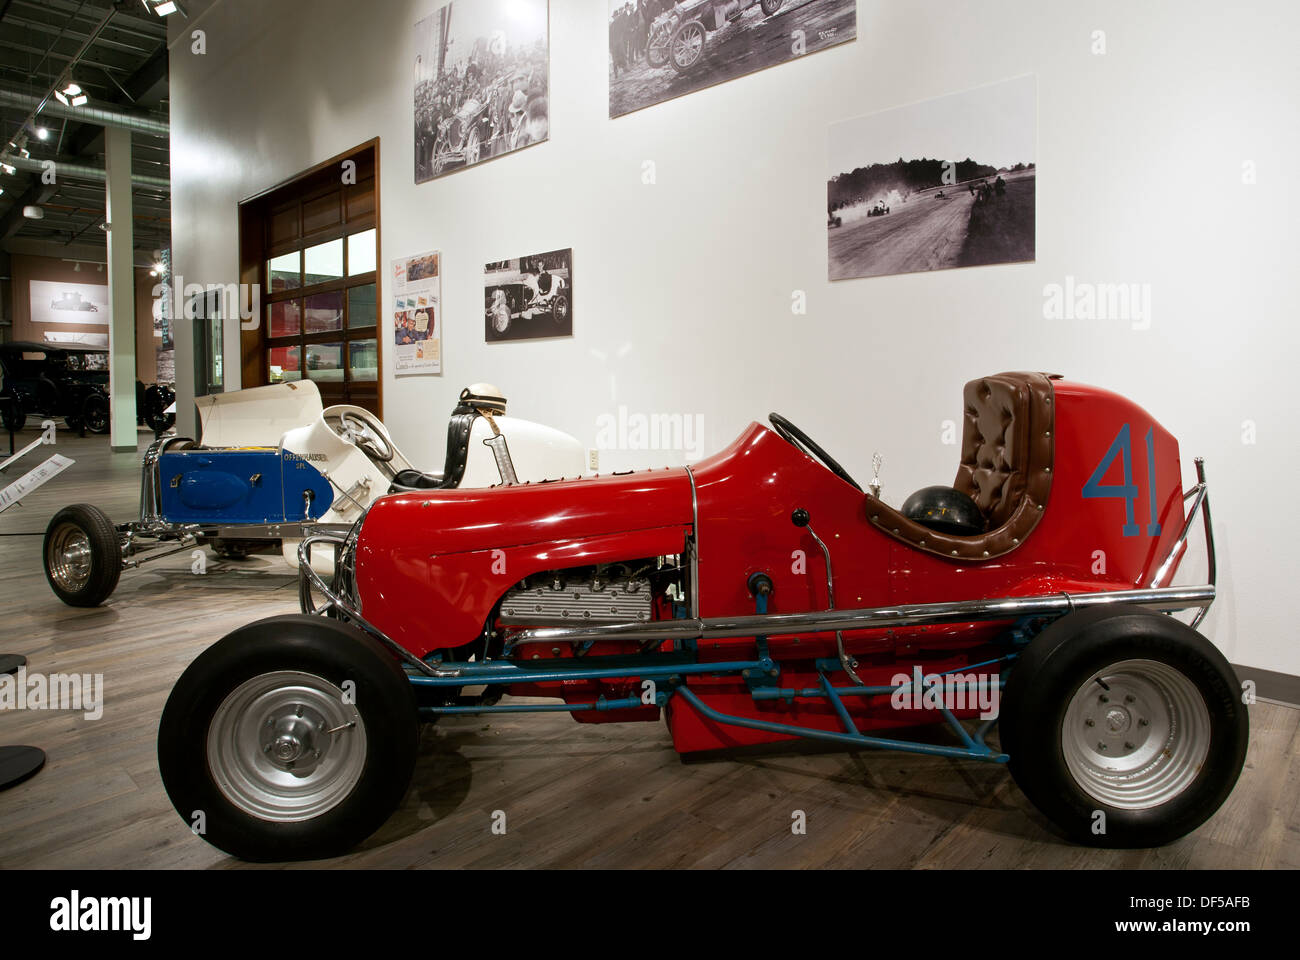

left=1061, top=658, right=1210, bottom=810
left=207, top=671, right=366, bottom=823
left=47, top=523, right=92, bottom=591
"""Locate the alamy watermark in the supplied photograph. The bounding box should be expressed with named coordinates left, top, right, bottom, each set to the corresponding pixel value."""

left=152, top=277, right=261, bottom=330
left=595, top=407, right=706, bottom=461
left=889, top=665, right=999, bottom=720
left=1043, top=276, right=1152, bottom=330
left=0, top=667, right=103, bottom=720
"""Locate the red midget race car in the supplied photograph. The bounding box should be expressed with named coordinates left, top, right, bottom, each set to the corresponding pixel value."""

left=158, top=372, right=1244, bottom=862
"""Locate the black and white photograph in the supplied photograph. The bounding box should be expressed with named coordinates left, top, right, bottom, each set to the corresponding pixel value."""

left=608, top=0, right=856, bottom=118
left=28, top=279, right=109, bottom=324
left=414, top=0, right=550, bottom=182
left=828, top=74, right=1037, bottom=281
left=484, top=247, right=572, bottom=342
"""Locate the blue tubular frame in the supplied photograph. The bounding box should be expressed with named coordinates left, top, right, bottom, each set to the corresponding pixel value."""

left=410, top=650, right=1010, bottom=763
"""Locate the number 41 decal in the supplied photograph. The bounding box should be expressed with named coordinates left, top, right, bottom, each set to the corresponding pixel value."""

left=1082, top=423, right=1162, bottom=537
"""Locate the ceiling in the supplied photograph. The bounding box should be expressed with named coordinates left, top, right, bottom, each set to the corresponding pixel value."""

left=0, top=0, right=171, bottom=264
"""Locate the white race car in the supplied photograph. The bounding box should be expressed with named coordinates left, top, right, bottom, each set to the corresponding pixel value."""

left=41, top=381, right=586, bottom=606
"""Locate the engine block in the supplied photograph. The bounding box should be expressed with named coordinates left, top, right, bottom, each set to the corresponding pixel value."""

left=499, top=575, right=652, bottom=624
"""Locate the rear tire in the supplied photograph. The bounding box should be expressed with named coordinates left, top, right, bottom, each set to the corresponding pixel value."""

left=669, top=21, right=707, bottom=72
left=82, top=393, right=110, bottom=434
left=551, top=290, right=571, bottom=325
left=43, top=504, right=122, bottom=607
left=1001, top=605, right=1247, bottom=847
left=158, top=615, right=419, bottom=862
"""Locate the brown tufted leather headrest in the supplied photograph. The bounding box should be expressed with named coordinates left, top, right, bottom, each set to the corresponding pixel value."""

left=867, top=371, right=1055, bottom=561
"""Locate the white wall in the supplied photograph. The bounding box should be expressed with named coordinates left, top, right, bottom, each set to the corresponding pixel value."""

left=168, top=0, right=1300, bottom=675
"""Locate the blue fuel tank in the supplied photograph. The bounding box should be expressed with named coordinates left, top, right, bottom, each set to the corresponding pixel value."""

left=157, top=448, right=334, bottom=525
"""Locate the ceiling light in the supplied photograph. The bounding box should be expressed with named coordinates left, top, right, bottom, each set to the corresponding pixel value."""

left=152, top=261, right=166, bottom=275
left=0, top=163, right=13, bottom=175
left=36, top=127, right=49, bottom=140
left=154, top=1, right=180, bottom=15
left=23, top=205, right=44, bottom=219
left=54, top=82, right=88, bottom=108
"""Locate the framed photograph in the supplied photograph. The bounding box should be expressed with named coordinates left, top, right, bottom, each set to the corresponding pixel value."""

left=484, top=248, right=572, bottom=342
left=609, top=0, right=856, bottom=119
left=29, top=280, right=109, bottom=325
left=827, top=75, right=1037, bottom=281
left=414, top=0, right=550, bottom=182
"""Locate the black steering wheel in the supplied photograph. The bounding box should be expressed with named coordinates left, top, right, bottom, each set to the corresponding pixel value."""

left=768, top=413, right=862, bottom=492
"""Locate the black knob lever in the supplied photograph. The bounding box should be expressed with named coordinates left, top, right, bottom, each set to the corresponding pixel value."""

left=791, top=508, right=810, bottom=528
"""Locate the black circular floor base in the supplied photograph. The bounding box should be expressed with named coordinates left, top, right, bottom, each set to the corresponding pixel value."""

left=0, top=653, right=25, bottom=675
left=0, top=745, right=45, bottom=790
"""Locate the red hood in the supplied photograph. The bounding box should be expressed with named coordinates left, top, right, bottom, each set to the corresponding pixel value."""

left=357, top=467, right=694, bottom=559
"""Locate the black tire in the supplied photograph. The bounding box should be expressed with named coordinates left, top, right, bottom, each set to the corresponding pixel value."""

left=145, top=409, right=175, bottom=433
left=82, top=393, right=110, bottom=434
left=157, top=615, right=420, bottom=862
left=0, top=396, right=25, bottom=433
left=552, top=290, right=571, bottom=325
left=760, top=0, right=783, bottom=15
left=43, top=504, right=123, bottom=607
left=1001, top=605, right=1247, bottom=847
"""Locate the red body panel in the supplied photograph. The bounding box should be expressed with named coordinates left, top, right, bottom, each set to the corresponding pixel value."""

left=355, top=469, right=693, bottom=659
left=352, top=378, right=1188, bottom=753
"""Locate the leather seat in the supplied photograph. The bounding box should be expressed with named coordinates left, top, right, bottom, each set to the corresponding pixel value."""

left=867, top=371, right=1056, bottom=561
left=390, top=468, right=446, bottom=490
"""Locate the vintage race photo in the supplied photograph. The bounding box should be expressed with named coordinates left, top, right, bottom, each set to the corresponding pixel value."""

left=414, top=0, right=550, bottom=182
left=828, top=74, right=1037, bottom=281
left=484, top=247, right=572, bottom=342
left=609, top=0, right=856, bottom=118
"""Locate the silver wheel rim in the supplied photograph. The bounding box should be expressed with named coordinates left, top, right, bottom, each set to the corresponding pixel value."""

left=47, top=522, right=92, bottom=591
left=1061, top=658, right=1210, bottom=810
left=206, top=670, right=366, bottom=823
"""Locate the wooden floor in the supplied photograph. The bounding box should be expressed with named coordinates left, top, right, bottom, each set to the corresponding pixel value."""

left=1, top=427, right=1296, bottom=869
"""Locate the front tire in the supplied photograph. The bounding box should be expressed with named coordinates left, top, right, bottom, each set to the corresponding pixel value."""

left=43, top=504, right=123, bottom=606
left=1002, top=606, right=1248, bottom=847
left=158, top=615, right=419, bottom=862
left=0, top=396, right=25, bottom=433
left=760, top=0, right=783, bottom=15
left=647, top=25, right=671, bottom=67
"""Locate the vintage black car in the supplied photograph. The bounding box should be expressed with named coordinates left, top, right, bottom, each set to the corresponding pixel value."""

left=0, top=341, right=111, bottom=434
left=0, top=342, right=175, bottom=436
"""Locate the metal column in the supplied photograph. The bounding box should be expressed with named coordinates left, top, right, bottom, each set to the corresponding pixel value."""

left=104, top=125, right=138, bottom=452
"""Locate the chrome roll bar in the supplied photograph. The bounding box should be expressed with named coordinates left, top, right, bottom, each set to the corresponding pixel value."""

left=1148, top=458, right=1216, bottom=628
left=504, top=584, right=1215, bottom=649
